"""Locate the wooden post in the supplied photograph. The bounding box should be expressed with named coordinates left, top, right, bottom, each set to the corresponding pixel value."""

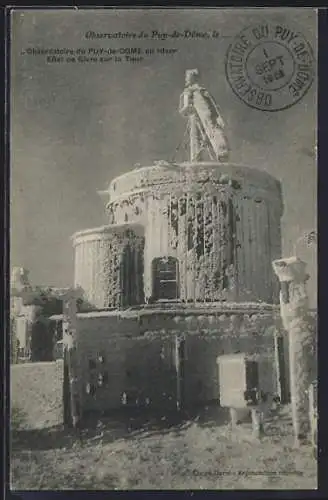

left=175, top=334, right=185, bottom=411
left=63, top=348, right=72, bottom=426
left=309, top=380, right=317, bottom=458
left=52, top=287, right=83, bottom=429
left=62, top=291, right=81, bottom=429
left=251, top=408, right=264, bottom=439
left=229, top=408, right=238, bottom=428
left=274, top=330, right=288, bottom=404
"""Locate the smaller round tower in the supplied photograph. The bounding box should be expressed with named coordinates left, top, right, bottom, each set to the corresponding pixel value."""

left=72, top=224, right=144, bottom=309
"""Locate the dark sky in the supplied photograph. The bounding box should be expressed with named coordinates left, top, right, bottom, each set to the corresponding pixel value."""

left=10, top=8, right=317, bottom=305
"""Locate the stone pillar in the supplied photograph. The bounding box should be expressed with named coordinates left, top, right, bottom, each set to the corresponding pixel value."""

left=189, top=113, right=201, bottom=162
left=272, top=257, right=314, bottom=446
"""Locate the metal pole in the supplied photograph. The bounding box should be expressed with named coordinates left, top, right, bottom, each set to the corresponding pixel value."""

left=175, top=334, right=185, bottom=411
left=189, top=114, right=200, bottom=162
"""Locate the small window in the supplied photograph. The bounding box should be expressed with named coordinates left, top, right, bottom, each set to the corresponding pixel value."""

left=124, top=213, right=128, bottom=222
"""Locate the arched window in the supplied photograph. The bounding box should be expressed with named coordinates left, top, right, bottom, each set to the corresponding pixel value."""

left=152, top=257, right=179, bottom=300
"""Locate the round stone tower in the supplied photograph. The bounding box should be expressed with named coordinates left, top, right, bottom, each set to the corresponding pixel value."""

left=105, top=162, right=283, bottom=304
left=72, top=69, right=283, bottom=309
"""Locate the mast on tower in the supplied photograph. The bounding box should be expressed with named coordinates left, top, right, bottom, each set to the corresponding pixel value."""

left=179, top=69, right=229, bottom=163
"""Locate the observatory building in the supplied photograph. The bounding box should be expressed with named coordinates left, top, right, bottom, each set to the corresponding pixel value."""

left=58, top=70, right=286, bottom=412
left=73, top=69, right=282, bottom=308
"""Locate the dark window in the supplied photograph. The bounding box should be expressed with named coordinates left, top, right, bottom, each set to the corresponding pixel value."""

left=152, top=257, right=179, bottom=300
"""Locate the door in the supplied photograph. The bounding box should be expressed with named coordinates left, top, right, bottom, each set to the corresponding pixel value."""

left=124, top=338, right=178, bottom=411
left=152, top=257, right=179, bottom=300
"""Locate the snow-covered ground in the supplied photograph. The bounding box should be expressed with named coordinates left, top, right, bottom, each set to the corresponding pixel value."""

left=10, top=361, right=317, bottom=490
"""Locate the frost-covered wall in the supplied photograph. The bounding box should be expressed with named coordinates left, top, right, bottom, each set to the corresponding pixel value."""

left=50, top=306, right=281, bottom=411
left=106, top=162, right=283, bottom=304
left=72, top=224, right=144, bottom=309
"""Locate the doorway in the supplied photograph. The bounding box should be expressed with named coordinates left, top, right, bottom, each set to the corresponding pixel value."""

left=152, top=257, right=179, bottom=300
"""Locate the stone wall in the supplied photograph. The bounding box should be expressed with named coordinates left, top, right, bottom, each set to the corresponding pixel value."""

left=64, top=306, right=282, bottom=412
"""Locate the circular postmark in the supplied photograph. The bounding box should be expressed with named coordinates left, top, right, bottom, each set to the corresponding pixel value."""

left=225, top=23, right=315, bottom=111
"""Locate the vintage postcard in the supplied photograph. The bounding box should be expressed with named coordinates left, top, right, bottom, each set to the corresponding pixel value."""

left=10, top=8, right=317, bottom=490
